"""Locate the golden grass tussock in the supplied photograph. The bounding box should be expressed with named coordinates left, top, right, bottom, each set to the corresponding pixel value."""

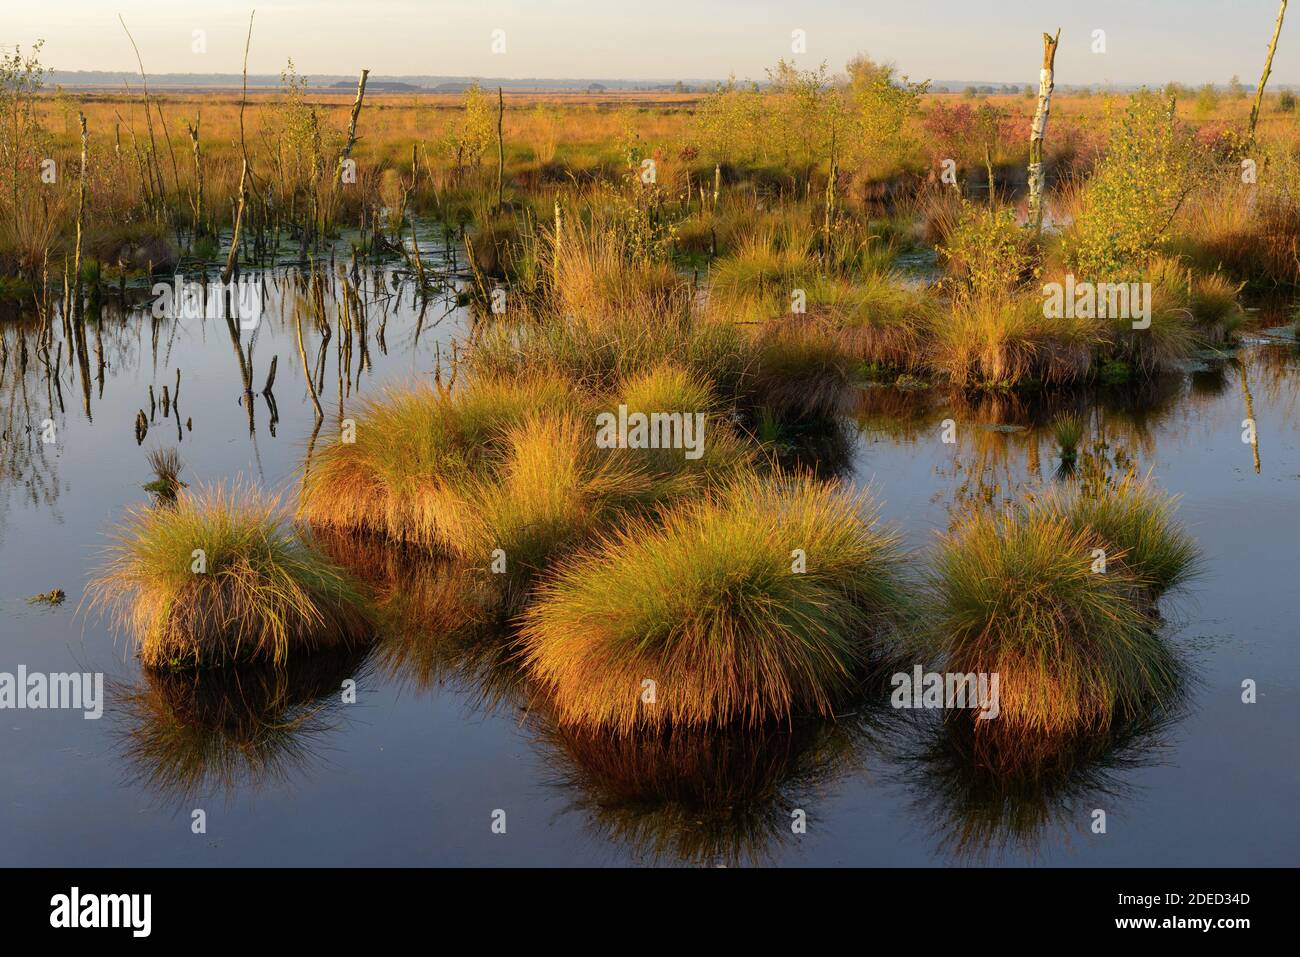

left=925, top=504, right=1185, bottom=736
left=1034, top=476, right=1201, bottom=598
left=521, top=472, right=908, bottom=732
left=819, top=273, right=934, bottom=372
left=467, top=411, right=654, bottom=577
left=553, top=214, right=692, bottom=320
left=930, top=292, right=1099, bottom=388
left=89, top=483, right=371, bottom=668
left=604, top=364, right=756, bottom=501
left=468, top=307, right=754, bottom=403
left=298, top=374, right=579, bottom=549
left=749, top=318, right=859, bottom=417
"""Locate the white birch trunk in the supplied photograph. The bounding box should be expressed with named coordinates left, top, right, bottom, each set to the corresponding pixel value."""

left=1028, top=30, right=1061, bottom=233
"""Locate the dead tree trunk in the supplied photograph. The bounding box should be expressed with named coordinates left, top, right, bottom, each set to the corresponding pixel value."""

left=1249, top=0, right=1289, bottom=143
left=222, top=159, right=249, bottom=284
left=72, top=113, right=88, bottom=322
left=187, top=116, right=203, bottom=238
left=339, top=69, right=370, bottom=184
left=495, top=86, right=505, bottom=212
left=1027, top=29, right=1061, bottom=233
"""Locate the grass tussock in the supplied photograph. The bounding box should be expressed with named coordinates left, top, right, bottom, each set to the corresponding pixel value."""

left=89, top=484, right=370, bottom=668
left=143, top=447, right=187, bottom=503
left=1051, top=413, right=1084, bottom=462
left=926, top=506, right=1182, bottom=736
left=607, top=364, right=756, bottom=500
left=750, top=318, right=859, bottom=417
left=469, top=309, right=753, bottom=402
left=1036, top=477, right=1200, bottom=598
left=554, top=214, right=692, bottom=320
left=931, top=293, right=1098, bottom=388
left=521, top=472, right=908, bottom=732
left=820, top=273, right=933, bottom=372
left=298, top=374, right=578, bottom=549
left=468, top=412, right=652, bottom=577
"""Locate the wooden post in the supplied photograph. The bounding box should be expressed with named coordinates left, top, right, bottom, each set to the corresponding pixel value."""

left=1249, top=0, right=1289, bottom=142
left=1027, top=29, right=1061, bottom=233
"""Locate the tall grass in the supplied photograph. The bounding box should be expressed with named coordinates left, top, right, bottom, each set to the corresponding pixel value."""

left=608, top=364, right=755, bottom=500
left=89, top=484, right=370, bottom=668
left=521, top=472, right=908, bottom=731
left=925, top=507, right=1180, bottom=735
left=1036, top=477, right=1200, bottom=597
left=468, top=308, right=753, bottom=402
left=553, top=211, right=689, bottom=319
left=750, top=319, right=858, bottom=417
left=298, top=374, right=578, bottom=549
left=467, top=412, right=651, bottom=577
left=931, top=292, right=1098, bottom=388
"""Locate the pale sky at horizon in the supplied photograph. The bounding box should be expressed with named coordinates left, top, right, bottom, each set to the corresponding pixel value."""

left=4, top=1, right=1297, bottom=85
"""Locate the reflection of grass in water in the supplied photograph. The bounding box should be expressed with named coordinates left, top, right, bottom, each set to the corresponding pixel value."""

left=533, top=703, right=885, bottom=867
left=88, top=482, right=371, bottom=668
left=308, top=527, right=528, bottom=711
left=112, top=645, right=369, bottom=801
left=311, top=526, right=897, bottom=866
left=895, top=704, right=1183, bottom=863
left=747, top=409, right=856, bottom=479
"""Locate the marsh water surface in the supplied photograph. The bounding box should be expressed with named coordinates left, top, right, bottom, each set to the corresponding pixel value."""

left=2, top=248, right=1297, bottom=866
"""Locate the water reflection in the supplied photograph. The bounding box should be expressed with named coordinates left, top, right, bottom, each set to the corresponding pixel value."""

left=843, top=358, right=1277, bottom=515
left=310, top=529, right=527, bottom=711
left=112, top=646, right=371, bottom=802
left=531, top=711, right=883, bottom=867
left=889, top=704, right=1184, bottom=862
left=0, top=259, right=469, bottom=544
left=2, top=251, right=1296, bottom=864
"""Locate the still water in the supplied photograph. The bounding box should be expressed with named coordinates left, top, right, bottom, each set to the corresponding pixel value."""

left=1, top=253, right=1297, bottom=866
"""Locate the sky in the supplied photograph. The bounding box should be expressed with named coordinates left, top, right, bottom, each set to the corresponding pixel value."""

left=4, top=0, right=1296, bottom=85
